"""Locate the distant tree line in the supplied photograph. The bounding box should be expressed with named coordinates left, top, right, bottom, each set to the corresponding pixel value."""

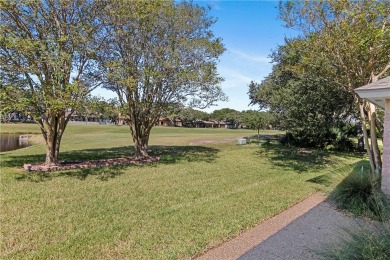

left=171, top=107, right=275, bottom=130
left=1, top=95, right=275, bottom=132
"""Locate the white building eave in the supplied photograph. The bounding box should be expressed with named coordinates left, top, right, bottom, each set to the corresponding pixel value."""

left=354, top=90, right=390, bottom=109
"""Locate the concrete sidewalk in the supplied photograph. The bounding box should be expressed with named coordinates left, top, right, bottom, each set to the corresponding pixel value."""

left=197, top=192, right=381, bottom=260
left=238, top=201, right=380, bottom=260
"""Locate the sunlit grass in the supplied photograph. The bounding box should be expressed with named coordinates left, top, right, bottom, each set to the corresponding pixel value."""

left=0, top=124, right=363, bottom=258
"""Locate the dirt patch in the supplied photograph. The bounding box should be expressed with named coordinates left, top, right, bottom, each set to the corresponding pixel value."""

left=23, top=157, right=160, bottom=172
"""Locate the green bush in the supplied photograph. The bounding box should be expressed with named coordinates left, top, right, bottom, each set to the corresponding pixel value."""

left=279, top=130, right=334, bottom=148
left=330, top=171, right=390, bottom=221
left=331, top=232, right=390, bottom=260
left=331, top=126, right=355, bottom=151
left=328, top=168, right=390, bottom=259
left=279, top=126, right=355, bottom=151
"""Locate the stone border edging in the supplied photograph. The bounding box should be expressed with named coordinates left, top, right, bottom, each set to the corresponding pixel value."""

left=23, top=157, right=160, bottom=172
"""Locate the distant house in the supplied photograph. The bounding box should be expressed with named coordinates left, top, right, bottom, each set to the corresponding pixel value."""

left=217, top=121, right=226, bottom=128
left=157, top=117, right=183, bottom=127
left=195, top=120, right=226, bottom=128
left=157, top=117, right=171, bottom=126
left=174, top=117, right=183, bottom=127
left=225, top=122, right=235, bottom=129
left=225, top=121, right=243, bottom=129
left=195, top=120, right=212, bottom=128
left=0, top=111, right=33, bottom=123
left=65, top=109, right=118, bottom=124
left=67, top=111, right=102, bottom=123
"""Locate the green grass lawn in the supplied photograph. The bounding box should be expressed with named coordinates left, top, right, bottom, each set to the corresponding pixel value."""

left=0, top=124, right=365, bottom=258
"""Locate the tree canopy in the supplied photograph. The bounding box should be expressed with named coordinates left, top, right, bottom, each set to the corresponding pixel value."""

left=178, top=107, right=209, bottom=127
left=280, top=0, right=390, bottom=175
left=249, top=39, right=354, bottom=148
left=100, top=0, right=226, bottom=158
left=241, top=110, right=273, bottom=139
left=211, top=108, right=241, bottom=125
left=0, top=0, right=227, bottom=163
left=251, top=0, right=389, bottom=174
left=0, top=0, right=106, bottom=165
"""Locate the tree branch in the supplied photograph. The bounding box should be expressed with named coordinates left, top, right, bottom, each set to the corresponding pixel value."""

left=372, top=63, right=390, bottom=82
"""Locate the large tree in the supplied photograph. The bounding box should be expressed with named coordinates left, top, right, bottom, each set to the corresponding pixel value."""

left=178, top=107, right=210, bottom=128
left=249, top=39, right=355, bottom=148
left=211, top=108, right=241, bottom=127
left=0, top=0, right=106, bottom=165
left=242, top=110, right=273, bottom=140
left=101, top=0, right=226, bottom=158
left=77, top=96, right=120, bottom=124
left=278, top=0, right=390, bottom=175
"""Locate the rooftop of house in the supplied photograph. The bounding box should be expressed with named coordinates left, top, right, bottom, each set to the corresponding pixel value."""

left=354, top=76, right=390, bottom=109
left=355, top=77, right=390, bottom=91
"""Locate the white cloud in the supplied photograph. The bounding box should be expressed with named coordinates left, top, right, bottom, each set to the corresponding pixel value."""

left=218, top=67, right=253, bottom=90
left=229, top=49, right=271, bottom=64
left=91, top=87, right=117, bottom=99
left=209, top=49, right=272, bottom=112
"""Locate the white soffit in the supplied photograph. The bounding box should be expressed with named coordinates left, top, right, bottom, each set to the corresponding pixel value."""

left=354, top=77, right=390, bottom=109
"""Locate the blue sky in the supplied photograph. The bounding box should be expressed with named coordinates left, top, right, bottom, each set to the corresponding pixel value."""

left=92, top=0, right=296, bottom=113
left=200, top=0, right=296, bottom=112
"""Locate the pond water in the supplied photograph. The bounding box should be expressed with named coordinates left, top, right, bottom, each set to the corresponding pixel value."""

left=0, top=134, right=31, bottom=152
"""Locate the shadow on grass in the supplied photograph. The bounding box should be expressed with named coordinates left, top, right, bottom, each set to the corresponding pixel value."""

left=14, top=164, right=127, bottom=182
left=149, top=145, right=219, bottom=164
left=256, top=142, right=358, bottom=173
left=3, top=145, right=219, bottom=182
left=306, top=174, right=333, bottom=186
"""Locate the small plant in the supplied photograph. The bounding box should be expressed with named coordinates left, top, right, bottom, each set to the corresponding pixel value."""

left=331, top=130, right=355, bottom=151
left=328, top=168, right=390, bottom=259
left=330, top=170, right=390, bottom=221
left=330, top=231, right=390, bottom=260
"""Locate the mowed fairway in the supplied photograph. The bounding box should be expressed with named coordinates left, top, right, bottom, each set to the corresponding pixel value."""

left=1, top=124, right=363, bottom=258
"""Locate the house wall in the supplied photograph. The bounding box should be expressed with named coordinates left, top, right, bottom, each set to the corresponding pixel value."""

left=158, top=118, right=170, bottom=126
left=382, top=99, right=390, bottom=199
left=157, top=118, right=183, bottom=127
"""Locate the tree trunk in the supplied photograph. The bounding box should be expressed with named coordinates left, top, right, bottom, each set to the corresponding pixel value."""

left=38, top=112, right=68, bottom=166
left=356, top=122, right=365, bottom=152
left=45, top=134, right=59, bottom=165
left=129, top=113, right=153, bottom=159
left=134, top=135, right=149, bottom=158
left=357, top=99, right=376, bottom=176
left=368, top=75, right=383, bottom=178
left=368, top=103, right=382, bottom=176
